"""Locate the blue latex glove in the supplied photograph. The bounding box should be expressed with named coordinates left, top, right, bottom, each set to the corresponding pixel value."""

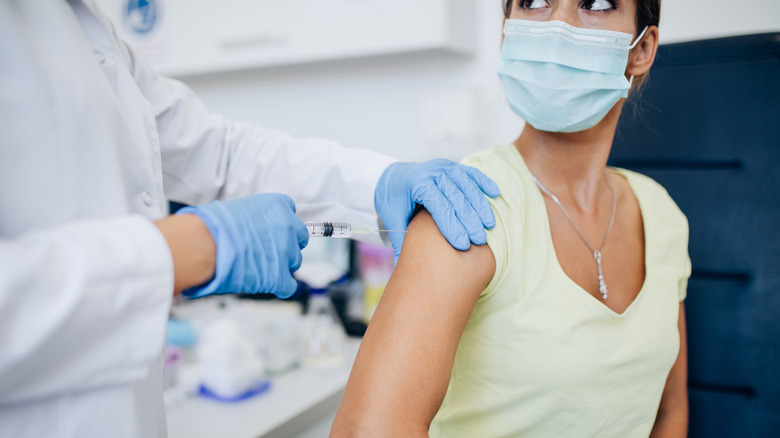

left=176, top=194, right=309, bottom=299
left=374, top=159, right=501, bottom=262
left=166, top=318, right=197, bottom=348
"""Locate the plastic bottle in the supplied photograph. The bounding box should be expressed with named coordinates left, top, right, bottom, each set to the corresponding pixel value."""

left=356, top=242, right=394, bottom=324
left=303, top=289, right=346, bottom=367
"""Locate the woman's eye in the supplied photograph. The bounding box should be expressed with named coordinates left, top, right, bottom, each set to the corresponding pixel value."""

left=581, top=0, right=616, bottom=11
left=520, top=0, right=550, bottom=9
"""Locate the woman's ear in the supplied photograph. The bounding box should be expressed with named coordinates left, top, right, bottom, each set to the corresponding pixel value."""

left=626, top=25, right=659, bottom=77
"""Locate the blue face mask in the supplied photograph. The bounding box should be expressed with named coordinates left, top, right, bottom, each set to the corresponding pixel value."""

left=498, top=19, right=648, bottom=133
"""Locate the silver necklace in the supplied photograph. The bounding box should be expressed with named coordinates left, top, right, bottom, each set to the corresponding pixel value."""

left=529, top=171, right=617, bottom=300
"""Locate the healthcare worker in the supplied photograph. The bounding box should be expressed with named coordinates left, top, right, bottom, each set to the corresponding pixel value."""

left=0, top=0, right=500, bottom=437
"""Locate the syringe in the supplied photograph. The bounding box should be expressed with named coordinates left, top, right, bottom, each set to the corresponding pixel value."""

left=304, top=221, right=352, bottom=238
left=304, top=221, right=407, bottom=238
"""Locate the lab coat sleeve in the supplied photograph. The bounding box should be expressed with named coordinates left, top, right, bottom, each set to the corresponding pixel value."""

left=0, top=217, right=173, bottom=405
left=112, top=35, right=397, bottom=246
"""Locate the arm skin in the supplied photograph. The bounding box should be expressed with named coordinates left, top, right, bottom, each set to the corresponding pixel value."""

left=332, top=213, right=686, bottom=436
left=331, top=210, right=496, bottom=437
left=155, top=214, right=217, bottom=295
left=650, top=302, right=689, bottom=437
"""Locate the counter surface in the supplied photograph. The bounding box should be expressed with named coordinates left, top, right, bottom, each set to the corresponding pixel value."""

left=166, top=338, right=360, bottom=438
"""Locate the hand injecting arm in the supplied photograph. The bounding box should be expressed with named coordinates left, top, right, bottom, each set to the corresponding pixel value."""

left=160, top=193, right=309, bottom=299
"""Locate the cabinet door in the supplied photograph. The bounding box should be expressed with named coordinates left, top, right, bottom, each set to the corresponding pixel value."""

left=95, top=0, right=474, bottom=77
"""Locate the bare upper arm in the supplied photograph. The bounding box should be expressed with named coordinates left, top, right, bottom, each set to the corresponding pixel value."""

left=331, top=210, right=496, bottom=437
left=650, top=302, right=689, bottom=437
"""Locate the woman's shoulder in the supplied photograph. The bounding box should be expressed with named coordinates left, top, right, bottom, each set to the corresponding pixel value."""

left=461, top=144, right=522, bottom=177
left=613, top=167, right=689, bottom=230
left=460, top=144, right=535, bottom=215
left=461, top=144, right=534, bottom=205
left=460, top=145, right=536, bottom=299
left=614, top=168, right=690, bottom=283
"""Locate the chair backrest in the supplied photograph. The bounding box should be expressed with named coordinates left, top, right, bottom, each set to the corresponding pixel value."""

left=610, top=33, right=780, bottom=437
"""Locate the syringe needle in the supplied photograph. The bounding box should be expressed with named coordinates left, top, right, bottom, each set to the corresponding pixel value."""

left=352, top=227, right=408, bottom=234
left=304, top=222, right=407, bottom=237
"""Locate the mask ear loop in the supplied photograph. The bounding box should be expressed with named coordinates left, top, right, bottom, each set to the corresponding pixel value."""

left=629, top=26, right=649, bottom=50
left=627, top=26, right=649, bottom=84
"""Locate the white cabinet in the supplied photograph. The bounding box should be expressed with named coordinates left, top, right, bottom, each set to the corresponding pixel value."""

left=95, top=0, right=475, bottom=77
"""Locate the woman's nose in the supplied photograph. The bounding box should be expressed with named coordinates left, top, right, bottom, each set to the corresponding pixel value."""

left=547, top=1, right=583, bottom=27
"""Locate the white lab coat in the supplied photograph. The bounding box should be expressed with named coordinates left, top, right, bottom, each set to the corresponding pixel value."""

left=0, top=0, right=395, bottom=436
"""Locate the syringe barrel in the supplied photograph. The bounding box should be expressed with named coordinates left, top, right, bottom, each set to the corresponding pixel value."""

left=304, top=221, right=352, bottom=238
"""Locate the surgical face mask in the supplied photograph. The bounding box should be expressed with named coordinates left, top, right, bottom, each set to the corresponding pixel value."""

left=498, top=19, right=648, bottom=133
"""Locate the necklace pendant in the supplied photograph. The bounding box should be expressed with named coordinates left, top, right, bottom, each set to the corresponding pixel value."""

left=598, top=274, right=608, bottom=300
left=530, top=173, right=616, bottom=303
left=594, top=250, right=608, bottom=300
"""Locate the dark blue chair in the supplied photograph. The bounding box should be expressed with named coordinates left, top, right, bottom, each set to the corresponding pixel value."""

left=610, top=33, right=780, bottom=437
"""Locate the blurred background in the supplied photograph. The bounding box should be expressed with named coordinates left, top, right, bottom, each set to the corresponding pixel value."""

left=96, top=1, right=780, bottom=437
left=101, top=0, right=779, bottom=162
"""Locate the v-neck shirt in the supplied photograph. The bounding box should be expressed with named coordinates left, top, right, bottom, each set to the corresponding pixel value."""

left=429, top=144, right=691, bottom=437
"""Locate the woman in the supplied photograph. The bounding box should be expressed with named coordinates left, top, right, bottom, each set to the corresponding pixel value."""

left=331, top=0, right=690, bottom=436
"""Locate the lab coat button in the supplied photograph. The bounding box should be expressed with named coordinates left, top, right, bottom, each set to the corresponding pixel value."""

left=142, top=192, right=153, bottom=206
left=94, top=51, right=106, bottom=65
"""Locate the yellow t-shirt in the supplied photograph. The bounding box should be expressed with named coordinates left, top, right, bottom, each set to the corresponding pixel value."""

left=429, top=145, right=691, bottom=438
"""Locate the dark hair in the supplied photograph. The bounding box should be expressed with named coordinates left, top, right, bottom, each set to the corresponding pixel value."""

left=634, top=0, right=662, bottom=32
left=502, top=0, right=661, bottom=89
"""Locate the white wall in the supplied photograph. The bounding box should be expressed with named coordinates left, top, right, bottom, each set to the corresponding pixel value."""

left=660, top=0, right=780, bottom=44
left=181, top=0, right=780, bottom=162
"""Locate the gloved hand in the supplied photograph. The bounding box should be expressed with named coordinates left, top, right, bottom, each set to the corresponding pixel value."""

left=375, top=159, right=501, bottom=262
left=176, top=193, right=309, bottom=299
